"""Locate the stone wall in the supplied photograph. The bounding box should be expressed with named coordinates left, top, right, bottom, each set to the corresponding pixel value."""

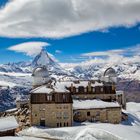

left=73, top=107, right=121, bottom=124
left=31, top=103, right=73, bottom=127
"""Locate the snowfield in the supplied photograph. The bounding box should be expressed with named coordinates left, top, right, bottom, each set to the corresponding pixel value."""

left=0, top=80, right=16, bottom=87
left=17, top=102, right=140, bottom=140
left=0, top=72, right=31, bottom=87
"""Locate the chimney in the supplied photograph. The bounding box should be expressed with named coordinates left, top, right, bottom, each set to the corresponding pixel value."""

left=71, top=83, right=74, bottom=92
left=88, top=82, right=92, bottom=92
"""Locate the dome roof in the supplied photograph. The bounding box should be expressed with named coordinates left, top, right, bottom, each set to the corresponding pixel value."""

left=32, top=66, right=49, bottom=77
left=104, top=67, right=116, bottom=77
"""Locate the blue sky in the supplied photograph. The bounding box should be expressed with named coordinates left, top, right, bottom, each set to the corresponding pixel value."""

left=0, top=0, right=140, bottom=64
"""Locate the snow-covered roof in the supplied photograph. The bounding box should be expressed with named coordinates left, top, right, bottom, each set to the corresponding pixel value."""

left=73, top=99, right=120, bottom=110
left=30, top=85, right=53, bottom=94
left=6, top=108, right=18, bottom=113
left=0, top=137, right=24, bottom=140
left=31, top=80, right=104, bottom=94
left=0, top=116, right=19, bottom=132
left=31, top=82, right=69, bottom=94
left=58, top=81, right=104, bottom=88
left=116, top=90, right=124, bottom=95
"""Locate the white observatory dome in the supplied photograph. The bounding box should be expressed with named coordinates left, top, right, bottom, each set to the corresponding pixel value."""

left=103, top=68, right=117, bottom=83
left=104, top=67, right=116, bottom=77
left=33, top=67, right=49, bottom=77
left=32, top=66, right=50, bottom=87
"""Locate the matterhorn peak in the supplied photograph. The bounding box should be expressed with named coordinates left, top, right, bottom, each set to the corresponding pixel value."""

left=32, top=49, right=67, bottom=75
left=32, top=49, right=55, bottom=67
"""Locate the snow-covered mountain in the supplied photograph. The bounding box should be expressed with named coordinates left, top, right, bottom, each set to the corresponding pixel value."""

left=61, top=62, right=140, bottom=81
left=1, top=50, right=140, bottom=111
left=0, top=61, right=31, bottom=73
left=1, top=50, right=140, bottom=82
left=32, top=50, right=69, bottom=75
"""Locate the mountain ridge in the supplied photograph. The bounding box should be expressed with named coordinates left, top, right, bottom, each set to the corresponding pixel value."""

left=0, top=50, right=140, bottom=111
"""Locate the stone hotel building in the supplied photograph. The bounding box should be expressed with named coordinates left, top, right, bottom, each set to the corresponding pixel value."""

left=30, top=67, right=126, bottom=127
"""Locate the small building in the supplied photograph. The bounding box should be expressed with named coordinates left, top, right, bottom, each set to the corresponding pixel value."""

left=116, top=91, right=126, bottom=109
left=16, top=98, right=30, bottom=109
left=30, top=85, right=73, bottom=127
left=73, top=99, right=121, bottom=124
left=0, top=116, right=19, bottom=136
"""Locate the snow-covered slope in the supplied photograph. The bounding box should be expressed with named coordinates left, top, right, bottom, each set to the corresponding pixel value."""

left=0, top=62, right=31, bottom=73
left=19, top=102, right=140, bottom=140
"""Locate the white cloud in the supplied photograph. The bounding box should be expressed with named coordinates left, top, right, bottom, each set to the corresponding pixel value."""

left=82, top=44, right=140, bottom=57
left=61, top=44, right=140, bottom=69
left=8, top=41, right=50, bottom=56
left=0, top=0, right=140, bottom=38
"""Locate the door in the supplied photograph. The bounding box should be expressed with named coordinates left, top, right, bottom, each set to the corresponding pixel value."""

left=40, top=119, right=45, bottom=127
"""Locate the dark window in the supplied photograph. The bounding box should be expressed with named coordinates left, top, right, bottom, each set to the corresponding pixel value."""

left=87, top=112, right=90, bottom=116
left=60, top=123, right=62, bottom=127
left=78, top=86, right=84, bottom=93
left=57, top=123, right=59, bottom=127
left=67, top=122, right=69, bottom=126
left=64, top=122, right=65, bottom=127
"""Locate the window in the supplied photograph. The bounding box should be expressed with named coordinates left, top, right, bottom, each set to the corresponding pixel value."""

left=39, top=104, right=45, bottom=111
left=64, top=122, right=66, bottom=127
left=60, top=123, right=62, bottom=127
left=64, top=106, right=68, bottom=109
left=84, top=88, right=87, bottom=92
left=56, top=112, right=62, bottom=119
left=47, top=95, right=52, bottom=101
left=96, top=111, right=100, bottom=116
left=67, top=122, right=69, bottom=126
left=92, top=88, right=95, bottom=92
left=76, top=88, right=78, bottom=93
left=87, top=112, right=90, bottom=116
left=101, top=87, right=103, bottom=92
left=63, top=112, right=69, bottom=119
left=63, top=94, right=66, bottom=102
